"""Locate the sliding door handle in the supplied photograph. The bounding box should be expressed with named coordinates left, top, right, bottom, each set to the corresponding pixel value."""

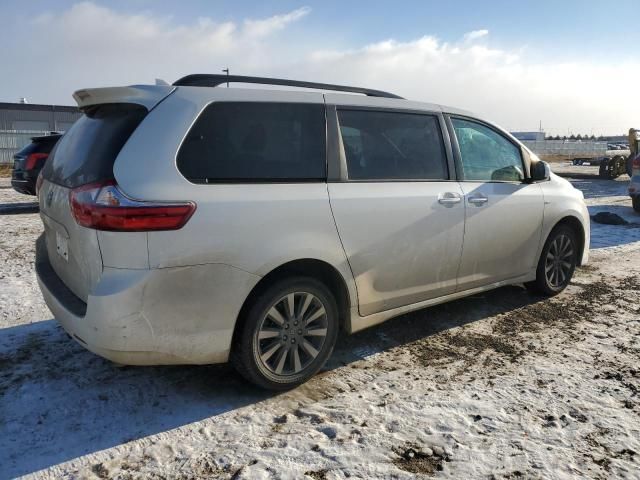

left=468, top=194, right=488, bottom=206
left=438, top=192, right=462, bottom=206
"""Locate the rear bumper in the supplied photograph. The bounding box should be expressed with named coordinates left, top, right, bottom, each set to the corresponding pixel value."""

left=11, top=178, right=36, bottom=196
left=36, top=235, right=260, bottom=365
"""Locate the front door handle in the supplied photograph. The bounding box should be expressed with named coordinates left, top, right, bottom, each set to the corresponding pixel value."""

left=438, top=192, right=462, bottom=206
left=468, top=194, right=489, bottom=206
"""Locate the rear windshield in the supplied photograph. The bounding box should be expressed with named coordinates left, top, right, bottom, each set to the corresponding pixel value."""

left=32, top=135, right=62, bottom=150
left=16, top=136, right=60, bottom=158
left=14, top=142, right=37, bottom=158
left=42, top=104, right=146, bottom=188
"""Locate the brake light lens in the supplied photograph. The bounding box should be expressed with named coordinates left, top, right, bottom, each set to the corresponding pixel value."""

left=633, top=155, right=640, bottom=176
left=24, top=152, right=48, bottom=170
left=35, top=172, right=44, bottom=197
left=69, top=180, right=196, bottom=232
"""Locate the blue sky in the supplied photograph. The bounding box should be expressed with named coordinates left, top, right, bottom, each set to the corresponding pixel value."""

left=4, top=0, right=638, bottom=60
left=0, top=1, right=637, bottom=134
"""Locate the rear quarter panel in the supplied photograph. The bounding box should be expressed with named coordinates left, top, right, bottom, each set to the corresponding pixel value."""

left=112, top=87, right=358, bottom=306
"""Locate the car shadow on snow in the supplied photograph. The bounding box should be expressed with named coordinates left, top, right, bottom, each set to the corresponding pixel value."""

left=0, top=320, right=269, bottom=478
left=0, top=285, right=551, bottom=477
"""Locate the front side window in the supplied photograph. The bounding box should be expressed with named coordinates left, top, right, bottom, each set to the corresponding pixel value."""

left=452, top=118, right=524, bottom=182
left=177, top=102, right=326, bottom=183
left=337, top=110, right=448, bottom=180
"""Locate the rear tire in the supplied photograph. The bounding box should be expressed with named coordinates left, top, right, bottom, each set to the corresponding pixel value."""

left=525, top=225, right=578, bottom=296
left=230, top=277, right=339, bottom=390
left=612, top=155, right=626, bottom=178
left=633, top=196, right=640, bottom=213
left=626, top=157, right=634, bottom=178
left=599, top=161, right=609, bottom=179
left=599, top=158, right=620, bottom=179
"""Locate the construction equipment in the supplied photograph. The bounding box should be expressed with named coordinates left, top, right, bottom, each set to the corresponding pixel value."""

left=599, top=154, right=628, bottom=179
left=627, top=128, right=639, bottom=176
left=596, top=128, right=637, bottom=179
left=628, top=128, right=640, bottom=212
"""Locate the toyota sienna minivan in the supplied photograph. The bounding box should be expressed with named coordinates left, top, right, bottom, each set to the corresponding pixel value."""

left=36, top=75, right=590, bottom=389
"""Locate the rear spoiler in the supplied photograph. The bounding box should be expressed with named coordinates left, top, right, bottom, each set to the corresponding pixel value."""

left=72, top=85, right=175, bottom=111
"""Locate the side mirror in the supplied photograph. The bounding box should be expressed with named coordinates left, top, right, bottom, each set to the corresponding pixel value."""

left=530, top=161, right=550, bottom=182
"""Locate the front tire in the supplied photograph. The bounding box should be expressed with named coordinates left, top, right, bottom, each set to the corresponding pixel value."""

left=525, top=225, right=578, bottom=296
left=633, top=196, right=640, bottom=213
left=230, top=277, right=339, bottom=390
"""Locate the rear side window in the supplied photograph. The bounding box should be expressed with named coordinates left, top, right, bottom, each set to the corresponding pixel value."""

left=42, top=104, right=146, bottom=188
left=337, top=109, right=448, bottom=180
left=177, top=102, right=326, bottom=183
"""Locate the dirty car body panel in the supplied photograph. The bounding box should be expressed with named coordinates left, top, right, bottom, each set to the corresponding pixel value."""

left=36, top=80, right=591, bottom=370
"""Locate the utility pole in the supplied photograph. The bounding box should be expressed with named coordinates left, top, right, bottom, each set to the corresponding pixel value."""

left=222, top=68, right=229, bottom=88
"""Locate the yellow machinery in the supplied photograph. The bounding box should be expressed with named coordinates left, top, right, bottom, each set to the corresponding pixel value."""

left=630, top=128, right=639, bottom=157
left=627, top=128, right=640, bottom=177
left=599, top=128, right=638, bottom=178
left=629, top=128, right=640, bottom=211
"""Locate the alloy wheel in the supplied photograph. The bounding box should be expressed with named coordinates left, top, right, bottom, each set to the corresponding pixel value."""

left=255, top=292, right=329, bottom=376
left=544, top=234, right=574, bottom=288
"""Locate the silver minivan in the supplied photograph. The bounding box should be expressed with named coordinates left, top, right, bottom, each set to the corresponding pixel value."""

left=36, top=75, right=590, bottom=389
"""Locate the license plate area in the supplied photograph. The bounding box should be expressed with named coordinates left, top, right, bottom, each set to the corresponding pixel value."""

left=56, top=231, right=69, bottom=262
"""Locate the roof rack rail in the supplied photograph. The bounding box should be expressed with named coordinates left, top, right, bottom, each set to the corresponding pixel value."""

left=172, top=74, right=404, bottom=99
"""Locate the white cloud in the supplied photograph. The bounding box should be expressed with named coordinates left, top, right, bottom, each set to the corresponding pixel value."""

left=301, top=35, right=638, bottom=135
left=243, top=6, right=311, bottom=37
left=1, top=2, right=637, bottom=135
left=462, top=29, right=489, bottom=42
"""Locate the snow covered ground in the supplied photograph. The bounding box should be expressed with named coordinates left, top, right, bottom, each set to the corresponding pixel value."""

left=0, top=166, right=639, bottom=479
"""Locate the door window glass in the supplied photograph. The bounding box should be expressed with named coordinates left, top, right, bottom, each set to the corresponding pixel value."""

left=338, top=110, right=447, bottom=180
left=452, top=118, right=524, bottom=181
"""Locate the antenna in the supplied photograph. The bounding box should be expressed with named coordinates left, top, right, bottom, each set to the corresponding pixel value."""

left=222, top=68, right=229, bottom=88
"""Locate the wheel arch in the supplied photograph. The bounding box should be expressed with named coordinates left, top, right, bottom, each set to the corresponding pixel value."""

left=231, top=258, right=353, bottom=351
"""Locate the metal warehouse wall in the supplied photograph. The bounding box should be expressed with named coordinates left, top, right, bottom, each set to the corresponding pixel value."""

left=522, top=140, right=609, bottom=157
left=0, top=103, right=81, bottom=164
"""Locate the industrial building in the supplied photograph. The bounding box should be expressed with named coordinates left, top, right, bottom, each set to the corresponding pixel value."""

left=0, top=102, right=81, bottom=164
left=510, top=131, right=546, bottom=142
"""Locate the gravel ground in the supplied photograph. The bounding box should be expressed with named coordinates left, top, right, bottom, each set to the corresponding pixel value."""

left=0, top=167, right=639, bottom=479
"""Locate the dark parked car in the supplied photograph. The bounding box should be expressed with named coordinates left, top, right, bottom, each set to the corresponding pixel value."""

left=11, top=133, right=62, bottom=195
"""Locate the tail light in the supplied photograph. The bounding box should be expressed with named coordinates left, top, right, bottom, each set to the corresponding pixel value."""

left=24, top=152, right=48, bottom=170
left=633, top=155, right=640, bottom=176
left=69, top=180, right=196, bottom=232
left=35, top=172, right=44, bottom=197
